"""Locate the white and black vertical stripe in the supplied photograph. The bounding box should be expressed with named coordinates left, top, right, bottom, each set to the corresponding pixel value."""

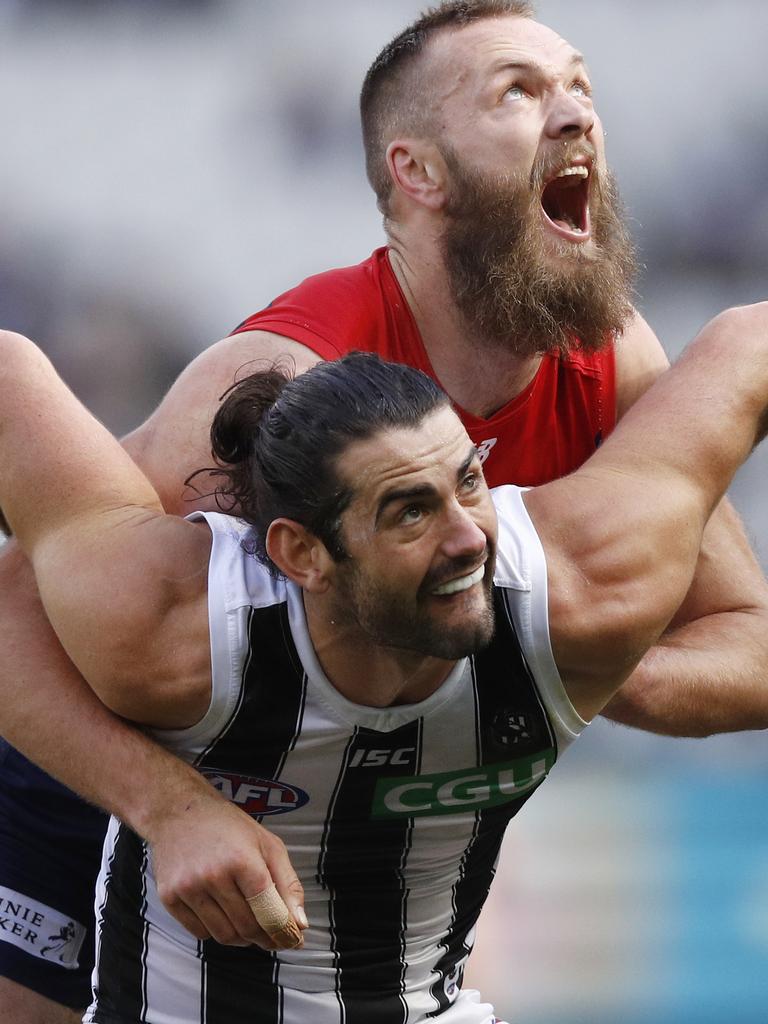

left=196, top=600, right=308, bottom=1024
left=317, top=720, right=423, bottom=1023
left=90, top=824, right=149, bottom=1021
left=428, top=589, right=557, bottom=1015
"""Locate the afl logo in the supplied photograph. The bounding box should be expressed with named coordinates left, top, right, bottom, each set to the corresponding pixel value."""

left=201, top=770, right=309, bottom=817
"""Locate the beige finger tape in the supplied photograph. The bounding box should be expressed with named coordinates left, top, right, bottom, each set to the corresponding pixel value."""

left=247, top=884, right=302, bottom=947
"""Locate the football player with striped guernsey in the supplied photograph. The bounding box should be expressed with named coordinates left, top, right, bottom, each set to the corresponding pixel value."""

left=1, top=305, right=768, bottom=1023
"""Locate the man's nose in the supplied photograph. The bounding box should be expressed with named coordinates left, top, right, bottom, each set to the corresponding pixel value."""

left=544, top=89, right=595, bottom=141
left=440, top=505, right=488, bottom=561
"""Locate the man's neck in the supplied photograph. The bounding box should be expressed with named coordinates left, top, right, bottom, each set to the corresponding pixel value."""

left=386, top=242, right=543, bottom=419
left=303, top=593, right=456, bottom=708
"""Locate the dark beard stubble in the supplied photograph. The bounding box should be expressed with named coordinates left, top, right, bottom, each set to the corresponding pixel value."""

left=332, top=553, right=497, bottom=662
left=440, top=148, right=638, bottom=356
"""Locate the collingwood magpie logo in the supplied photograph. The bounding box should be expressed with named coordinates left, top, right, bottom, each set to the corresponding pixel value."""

left=491, top=709, right=536, bottom=750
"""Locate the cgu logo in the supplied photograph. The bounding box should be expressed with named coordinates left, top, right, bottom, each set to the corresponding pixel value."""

left=201, top=770, right=309, bottom=816
left=371, top=748, right=555, bottom=818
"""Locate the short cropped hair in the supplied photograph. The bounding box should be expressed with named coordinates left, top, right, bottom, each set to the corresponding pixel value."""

left=360, top=0, right=534, bottom=217
left=206, top=352, right=449, bottom=574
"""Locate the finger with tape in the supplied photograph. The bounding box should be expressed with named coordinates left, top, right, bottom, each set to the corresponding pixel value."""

left=247, top=884, right=303, bottom=949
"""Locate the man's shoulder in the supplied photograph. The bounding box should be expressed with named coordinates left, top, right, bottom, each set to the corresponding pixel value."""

left=230, top=248, right=391, bottom=352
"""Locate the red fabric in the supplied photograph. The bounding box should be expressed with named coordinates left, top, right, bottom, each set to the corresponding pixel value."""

left=232, top=247, right=616, bottom=487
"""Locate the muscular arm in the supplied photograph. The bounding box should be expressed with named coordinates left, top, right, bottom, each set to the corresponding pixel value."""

left=0, top=328, right=320, bottom=944
left=0, top=330, right=214, bottom=727
left=0, top=539, right=204, bottom=828
left=527, top=304, right=768, bottom=722
left=601, top=311, right=768, bottom=734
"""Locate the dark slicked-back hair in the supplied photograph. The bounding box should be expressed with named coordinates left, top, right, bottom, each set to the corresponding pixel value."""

left=207, top=352, right=449, bottom=574
left=361, top=0, right=534, bottom=217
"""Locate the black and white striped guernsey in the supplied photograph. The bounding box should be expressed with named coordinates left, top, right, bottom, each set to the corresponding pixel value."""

left=84, top=485, right=586, bottom=1024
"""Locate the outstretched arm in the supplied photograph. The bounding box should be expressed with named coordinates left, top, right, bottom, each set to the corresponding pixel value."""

left=526, top=304, right=768, bottom=721
left=601, top=310, right=768, bottom=734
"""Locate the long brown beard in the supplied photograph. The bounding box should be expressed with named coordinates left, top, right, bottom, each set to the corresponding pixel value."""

left=440, top=146, right=637, bottom=356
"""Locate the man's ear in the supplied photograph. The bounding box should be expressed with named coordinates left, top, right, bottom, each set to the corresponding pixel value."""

left=386, top=139, right=448, bottom=211
left=266, top=518, right=334, bottom=593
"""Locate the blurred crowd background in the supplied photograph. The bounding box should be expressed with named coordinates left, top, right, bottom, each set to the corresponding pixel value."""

left=2, top=2, right=767, bottom=1021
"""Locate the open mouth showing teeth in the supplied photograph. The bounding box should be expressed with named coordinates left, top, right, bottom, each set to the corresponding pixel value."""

left=431, top=564, right=486, bottom=596
left=540, top=166, right=590, bottom=236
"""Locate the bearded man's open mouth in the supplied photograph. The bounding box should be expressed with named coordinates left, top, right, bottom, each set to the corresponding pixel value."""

left=540, top=160, right=592, bottom=241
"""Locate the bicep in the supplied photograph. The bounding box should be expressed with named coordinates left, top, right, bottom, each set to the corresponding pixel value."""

left=124, top=331, right=322, bottom=515
left=523, top=470, right=703, bottom=719
left=0, top=335, right=182, bottom=669
left=35, top=513, right=213, bottom=729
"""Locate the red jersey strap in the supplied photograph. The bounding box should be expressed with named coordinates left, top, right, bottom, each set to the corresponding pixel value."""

left=231, top=247, right=617, bottom=486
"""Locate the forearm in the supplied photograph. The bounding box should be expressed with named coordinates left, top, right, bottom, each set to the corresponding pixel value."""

left=602, top=492, right=768, bottom=737
left=0, top=541, right=216, bottom=837
left=602, top=607, right=768, bottom=736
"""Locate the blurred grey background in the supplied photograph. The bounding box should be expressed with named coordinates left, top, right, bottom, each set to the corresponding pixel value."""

left=1, top=2, right=766, bottom=1021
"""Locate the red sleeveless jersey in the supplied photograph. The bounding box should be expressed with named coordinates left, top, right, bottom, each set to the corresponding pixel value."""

left=232, top=248, right=616, bottom=487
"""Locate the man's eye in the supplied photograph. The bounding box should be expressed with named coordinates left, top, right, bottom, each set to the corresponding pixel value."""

left=570, top=80, right=591, bottom=98
left=400, top=505, right=423, bottom=524
left=460, top=473, right=479, bottom=494
left=504, top=84, right=526, bottom=101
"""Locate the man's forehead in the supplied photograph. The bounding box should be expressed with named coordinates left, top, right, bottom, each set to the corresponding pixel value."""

left=427, top=15, right=582, bottom=90
left=338, top=408, right=472, bottom=505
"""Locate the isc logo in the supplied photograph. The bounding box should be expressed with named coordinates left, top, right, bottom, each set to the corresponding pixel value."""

left=348, top=747, right=415, bottom=769
left=201, top=770, right=309, bottom=816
